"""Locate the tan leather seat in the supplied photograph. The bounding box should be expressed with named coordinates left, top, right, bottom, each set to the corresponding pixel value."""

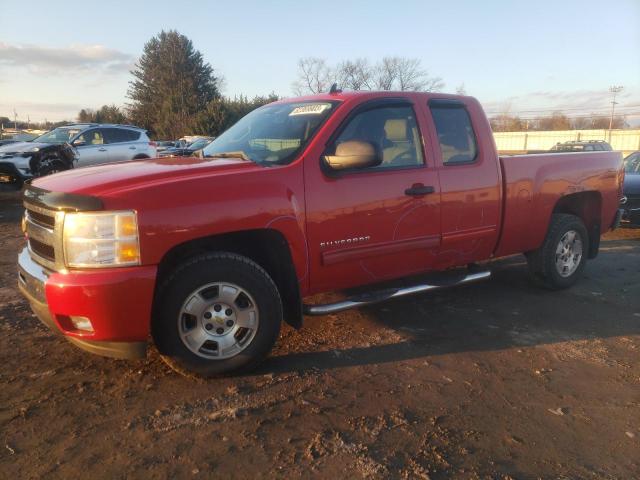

left=382, top=119, right=412, bottom=165
left=92, top=132, right=103, bottom=145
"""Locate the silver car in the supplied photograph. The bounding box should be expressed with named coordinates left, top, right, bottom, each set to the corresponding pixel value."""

left=66, top=124, right=157, bottom=166
left=0, top=123, right=157, bottom=184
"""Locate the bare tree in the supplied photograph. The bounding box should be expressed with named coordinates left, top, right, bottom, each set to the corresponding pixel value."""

left=291, top=57, right=333, bottom=95
left=455, top=83, right=467, bottom=95
left=373, top=56, right=443, bottom=92
left=395, top=57, right=443, bottom=91
left=293, top=56, right=444, bottom=94
left=535, top=111, right=571, bottom=131
left=373, top=57, right=398, bottom=91
left=335, top=58, right=373, bottom=91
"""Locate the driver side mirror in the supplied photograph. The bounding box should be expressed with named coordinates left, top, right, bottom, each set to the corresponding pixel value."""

left=323, top=140, right=380, bottom=171
left=72, top=139, right=86, bottom=147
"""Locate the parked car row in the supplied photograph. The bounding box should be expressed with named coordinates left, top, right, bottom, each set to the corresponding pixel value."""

left=156, top=139, right=187, bottom=153
left=0, top=123, right=156, bottom=185
left=550, top=140, right=613, bottom=152
left=157, top=137, right=213, bottom=157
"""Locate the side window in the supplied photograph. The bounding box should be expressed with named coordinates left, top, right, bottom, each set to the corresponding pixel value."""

left=76, top=129, right=104, bottom=146
left=123, top=129, right=141, bottom=142
left=104, top=128, right=140, bottom=144
left=329, top=105, right=424, bottom=170
left=430, top=104, right=477, bottom=165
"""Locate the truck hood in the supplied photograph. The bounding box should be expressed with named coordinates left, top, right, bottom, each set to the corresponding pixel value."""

left=32, top=156, right=263, bottom=197
left=623, top=173, right=640, bottom=195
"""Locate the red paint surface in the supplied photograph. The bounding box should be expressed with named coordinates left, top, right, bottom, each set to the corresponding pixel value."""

left=44, top=265, right=157, bottom=341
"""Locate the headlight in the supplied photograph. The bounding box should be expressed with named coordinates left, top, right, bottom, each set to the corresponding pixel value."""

left=63, top=211, right=140, bottom=268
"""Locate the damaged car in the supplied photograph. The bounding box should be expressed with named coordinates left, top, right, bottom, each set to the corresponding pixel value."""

left=0, top=123, right=156, bottom=185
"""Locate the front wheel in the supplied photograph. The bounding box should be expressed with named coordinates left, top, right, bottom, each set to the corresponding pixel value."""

left=526, top=213, right=589, bottom=289
left=152, top=252, right=282, bottom=378
left=34, top=154, right=68, bottom=177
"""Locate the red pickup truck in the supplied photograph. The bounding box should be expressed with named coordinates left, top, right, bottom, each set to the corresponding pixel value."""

left=17, top=91, right=624, bottom=377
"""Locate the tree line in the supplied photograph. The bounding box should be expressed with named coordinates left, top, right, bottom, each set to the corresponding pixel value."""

left=489, top=112, right=627, bottom=132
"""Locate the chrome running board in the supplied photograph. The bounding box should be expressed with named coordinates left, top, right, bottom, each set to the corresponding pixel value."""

left=303, top=270, right=491, bottom=316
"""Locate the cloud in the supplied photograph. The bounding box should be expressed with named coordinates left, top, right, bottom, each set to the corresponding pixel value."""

left=0, top=42, right=134, bottom=74
left=0, top=100, right=87, bottom=122
left=482, top=87, right=640, bottom=117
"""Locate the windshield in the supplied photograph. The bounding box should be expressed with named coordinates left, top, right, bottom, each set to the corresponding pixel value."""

left=625, top=153, right=640, bottom=174
left=202, top=101, right=338, bottom=165
left=33, top=127, right=83, bottom=144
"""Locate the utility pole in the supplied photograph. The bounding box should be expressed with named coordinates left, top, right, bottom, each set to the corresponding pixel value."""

left=13, top=109, right=17, bottom=131
left=608, top=85, right=623, bottom=131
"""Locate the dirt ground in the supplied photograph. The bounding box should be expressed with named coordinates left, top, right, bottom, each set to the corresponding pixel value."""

left=0, top=187, right=638, bottom=479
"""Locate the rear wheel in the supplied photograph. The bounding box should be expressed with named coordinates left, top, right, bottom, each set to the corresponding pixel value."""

left=152, top=252, right=282, bottom=378
left=526, top=214, right=589, bottom=289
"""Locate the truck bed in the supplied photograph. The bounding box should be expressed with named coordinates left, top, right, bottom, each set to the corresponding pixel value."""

left=494, top=151, right=623, bottom=258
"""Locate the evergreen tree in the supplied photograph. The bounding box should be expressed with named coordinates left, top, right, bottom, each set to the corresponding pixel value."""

left=127, top=30, right=220, bottom=138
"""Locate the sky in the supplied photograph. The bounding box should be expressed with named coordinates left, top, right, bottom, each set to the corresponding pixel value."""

left=0, top=0, right=639, bottom=125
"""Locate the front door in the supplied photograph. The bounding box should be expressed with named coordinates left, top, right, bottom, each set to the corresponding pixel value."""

left=304, top=100, right=441, bottom=293
left=74, top=128, right=108, bottom=167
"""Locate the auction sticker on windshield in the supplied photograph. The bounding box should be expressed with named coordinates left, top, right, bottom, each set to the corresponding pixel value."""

left=289, top=103, right=332, bottom=116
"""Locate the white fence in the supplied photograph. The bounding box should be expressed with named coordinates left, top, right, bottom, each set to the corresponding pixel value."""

left=494, top=129, right=640, bottom=156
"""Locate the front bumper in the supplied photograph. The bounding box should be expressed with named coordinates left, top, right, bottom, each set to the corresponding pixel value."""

left=0, top=160, right=31, bottom=184
left=17, top=247, right=157, bottom=360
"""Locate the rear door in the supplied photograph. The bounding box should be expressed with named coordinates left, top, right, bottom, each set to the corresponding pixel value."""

left=73, top=128, right=108, bottom=167
left=103, top=128, right=140, bottom=162
left=424, top=98, right=501, bottom=269
left=304, top=98, right=442, bottom=293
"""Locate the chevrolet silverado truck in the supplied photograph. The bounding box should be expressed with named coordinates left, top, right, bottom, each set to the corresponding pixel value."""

left=17, top=91, right=625, bottom=378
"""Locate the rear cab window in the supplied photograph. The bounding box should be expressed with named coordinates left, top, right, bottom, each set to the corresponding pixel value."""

left=429, top=101, right=478, bottom=165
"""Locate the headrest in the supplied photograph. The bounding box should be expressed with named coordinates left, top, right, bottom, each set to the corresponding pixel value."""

left=384, top=119, right=408, bottom=142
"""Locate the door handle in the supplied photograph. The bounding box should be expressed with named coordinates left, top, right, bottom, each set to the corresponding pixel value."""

left=129, top=146, right=136, bottom=150
left=405, top=184, right=435, bottom=196
left=98, top=147, right=107, bottom=152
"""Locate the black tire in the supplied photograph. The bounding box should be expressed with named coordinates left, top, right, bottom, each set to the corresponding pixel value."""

left=526, top=213, right=589, bottom=290
left=152, top=252, right=282, bottom=378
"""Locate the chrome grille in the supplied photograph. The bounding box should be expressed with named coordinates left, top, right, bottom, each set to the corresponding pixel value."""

left=23, top=201, right=64, bottom=271
left=28, top=209, right=55, bottom=229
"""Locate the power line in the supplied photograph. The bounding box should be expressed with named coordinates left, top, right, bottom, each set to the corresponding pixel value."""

left=609, top=86, right=624, bottom=131
left=485, top=104, right=640, bottom=115
left=493, top=112, right=640, bottom=121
